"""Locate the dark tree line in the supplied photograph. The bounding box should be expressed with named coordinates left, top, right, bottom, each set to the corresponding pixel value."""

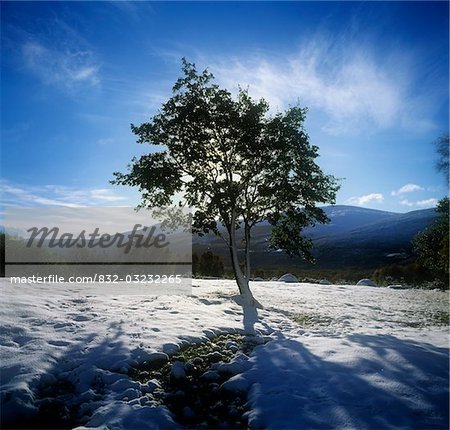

left=192, top=251, right=224, bottom=278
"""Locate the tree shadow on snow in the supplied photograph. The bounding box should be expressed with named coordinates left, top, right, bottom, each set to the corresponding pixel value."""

left=248, top=332, right=449, bottom=429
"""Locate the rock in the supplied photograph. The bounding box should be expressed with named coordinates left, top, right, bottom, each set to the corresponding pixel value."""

left=184, top=362, right=195, bottom=373
left=221, top=374, right=250, bottom=393
left=141, top=379, right=160, bottom=393
left=228, top=345, right=239, bottom=353
left=233, top=396, right=243, bottom=406
left=217, top=354, right=251, bottom=375
left=99, top=370, right=126, bottom=385
left=225, top=341, right=239, bottom=353
left=356, top=278, right=379, bottom=287
left=241, top=410, right=250, bottom=424
left=162, top=343, right=179, bottom=355
left=192, top=357, right=204, bottom=366
left=319, top=279, right=332, bottom=285
left=139, top=396, right=150, bottom=406
left=225, top=341, right=238, bottom=349
left=278, top=273, right=299, bottom=283
left=164, top=391, right=185, bottom=408
left=127, top=398, right=140, bottom=406
left=200, top=370, right=220, bottom=381
left=38, top=373, right=57, bottom=386
left=38, top=398, right=69, bottom=422
left=144, top=352, right=169, bottom=370
left=110, top=378, right=141, bottom=393
left=244, top=335, right=265, bottom=344
left=209, top=382, right=220, bottom=394
left=183, top=406, right=195, bottom=419
left=170, top=361, right=186, bottom=380
left=387, top=284, right=407, bottom=289
left=118, top=387, right=140, bottom=400
left=228, top=406, right=239, bottom=419
left=79, top=389, right=98, bottom=402
left=206, top=351, right=224, bottom=363
left=212, top=400, right=226, bottom=414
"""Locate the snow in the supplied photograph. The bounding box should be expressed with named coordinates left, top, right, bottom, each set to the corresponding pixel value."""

left=1, top=278, right=448, bottom=429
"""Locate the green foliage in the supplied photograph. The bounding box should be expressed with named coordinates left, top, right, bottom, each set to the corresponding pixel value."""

left=372, top=261, right=432, bottom=287
left=292, top=312, right=333, bottom=327
left=434, top=133, right=449, bottom=184
left=112, top=59, right=339, bottom=294
left=413, top=197, right=449, bottom=281
left=193, top=251, right=224, bottom=278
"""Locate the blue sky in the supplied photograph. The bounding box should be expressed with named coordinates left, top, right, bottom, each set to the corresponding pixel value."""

left=1, top=1, right=449, bottom=212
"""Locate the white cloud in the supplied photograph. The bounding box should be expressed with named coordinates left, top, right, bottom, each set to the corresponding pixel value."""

left=391, top=183, right=424, bottom=196
left=346, top=193, right=384, bottom=206
left=205, top=40, right=414, bottom=135
left=416, top=198, right=438, bottom=208
left=399, top=199, right=414, bottom=207
left=400, top=198, right=438, bottom=208
left=0, top=180, right=127, bottom=207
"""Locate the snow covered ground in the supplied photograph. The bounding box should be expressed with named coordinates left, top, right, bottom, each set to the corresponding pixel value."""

left=1, top=278, right=448, bottom=429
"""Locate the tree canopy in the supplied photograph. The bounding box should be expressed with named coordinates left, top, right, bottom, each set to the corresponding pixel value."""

left=413, top=197, right=449, bottom=281
left=434, top=133, right=449, bottom=184
left=413, top=133, right=449, bottom=286
left=112, top=59, right=339, bottom=305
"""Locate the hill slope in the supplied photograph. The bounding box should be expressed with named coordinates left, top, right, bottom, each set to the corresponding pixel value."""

left=193, top=205, right=438, bottom=270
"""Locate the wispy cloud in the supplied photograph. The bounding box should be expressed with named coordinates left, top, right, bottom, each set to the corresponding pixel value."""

left=0, top=180, right=127, bottom=207
left=346, top=193, right=384, bottom=206
left=97, top=137, right=114, bottom=146
left=391, top=183, right=424, bottom=196
left=200, top=39, right=431, bottom=135
left=90, top=189, right=126, bottom=202
left=109, top=1, right=155, bottom=22
left=14, top=13, right=101, bottom=93
left=22, top=40, right=100, bottom=91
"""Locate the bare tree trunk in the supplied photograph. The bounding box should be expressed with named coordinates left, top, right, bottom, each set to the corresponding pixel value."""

left=244, top=221, right=251, bottom=281
left=228, top=210, right=262, bottom=308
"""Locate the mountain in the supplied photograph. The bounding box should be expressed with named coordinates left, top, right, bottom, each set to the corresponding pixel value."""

left=192, top=205, right=438, bottom=270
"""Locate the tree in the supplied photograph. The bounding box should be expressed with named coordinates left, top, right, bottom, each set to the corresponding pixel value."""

left=413, top=197, right=449, bottom=281
left=413, top=133, right=449, bottom=284
left=434, top=133, right=449, bottom=184
left=193, top=251, right=225, bottom=278
left=112, top=59, right=339, bottom=306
